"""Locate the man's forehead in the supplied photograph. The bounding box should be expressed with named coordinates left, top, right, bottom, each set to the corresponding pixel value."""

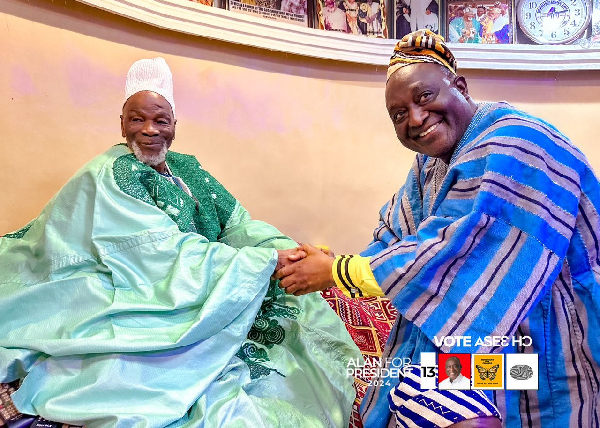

left=123, top=91, right=173, bottom=114
left=386, top=63, right=450, bottom=94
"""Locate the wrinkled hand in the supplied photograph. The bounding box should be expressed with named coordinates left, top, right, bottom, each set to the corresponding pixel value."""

left=275, top=248, right=307, bottom=272
left=274, top=243, right=335, bottom=296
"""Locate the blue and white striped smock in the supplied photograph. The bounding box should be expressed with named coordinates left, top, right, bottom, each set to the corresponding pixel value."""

left=359, top=102, right=600, bottom=428
left=389, top=365, right=501, bottom=427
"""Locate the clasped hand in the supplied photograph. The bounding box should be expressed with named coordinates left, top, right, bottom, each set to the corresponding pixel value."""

left=274, top=244, right=336, bottom=296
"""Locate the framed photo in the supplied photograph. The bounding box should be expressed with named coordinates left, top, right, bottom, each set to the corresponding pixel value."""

left=394, top=0, right=440, bottom=39
left=228, top=0, right=311, bottom=27
left=316, top=0, right=388, bottom=37
left=188, top=0, right=218, bottom=6
left=593, top=0, right=600, bottom=41
left=446, top=0, right=513, bottom=44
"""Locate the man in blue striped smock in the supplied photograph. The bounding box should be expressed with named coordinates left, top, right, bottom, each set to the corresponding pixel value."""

left=276, top=29, right=600, bottom=427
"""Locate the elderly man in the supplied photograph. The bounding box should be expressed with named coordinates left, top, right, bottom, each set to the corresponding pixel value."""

left=0, top=58, right=361, bottom=427
left=276, top=30, right=600, bottom=427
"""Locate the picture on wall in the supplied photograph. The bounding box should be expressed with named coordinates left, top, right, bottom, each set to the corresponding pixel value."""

left=188, top=0, right=216, bottom=6
left=446, top=0, right=513, bottom=43
left=593, top=0, right=600, bottom=41
left=316, top=0, right=388, bottom=37
left=394, top=0, right=440, bottom=39
left=228, top=0, right=310, bottom=26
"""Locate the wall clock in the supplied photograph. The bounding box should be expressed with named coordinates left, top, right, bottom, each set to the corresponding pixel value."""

left=517, top=0, right=592, bottom=43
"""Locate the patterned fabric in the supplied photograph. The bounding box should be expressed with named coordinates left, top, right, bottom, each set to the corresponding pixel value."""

left=334, top=255, right=362, bottom=297
left=1, top=383, right=83, bottom=427
left=388, top=29, right=457, bottom=80
left=0, top=144, right=361, bottom=428
left=113, top=150, right=236, bottom=241
left=0, top=382, right=21, bottom=423
left=389, top=365, right=500, bottom=428
left=3, top=222, right=32, bottom=239
left=360, top=102, right=600, bottom=428
left=236, top=280, right=301, bottom=379
left=321, top=288, right=398, bottom=428
left=332, top=254, right=383, bottom=298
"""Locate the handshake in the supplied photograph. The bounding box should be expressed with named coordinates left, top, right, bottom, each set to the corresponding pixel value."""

left=274, top=244, right=337, bottom=296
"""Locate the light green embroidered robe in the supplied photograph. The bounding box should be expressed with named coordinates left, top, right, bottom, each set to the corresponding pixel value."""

left=0, top=144, right=361, bottom=428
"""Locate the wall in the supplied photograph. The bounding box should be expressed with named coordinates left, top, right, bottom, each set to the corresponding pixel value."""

left=2, top=0, right=599, bottom=253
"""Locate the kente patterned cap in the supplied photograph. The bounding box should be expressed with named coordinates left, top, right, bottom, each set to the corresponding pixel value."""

left=387, top=29, right=457, bottom=80
left=124, top=57, right=175, bottom=116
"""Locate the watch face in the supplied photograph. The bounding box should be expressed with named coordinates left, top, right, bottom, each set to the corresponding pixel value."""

left=518, top=0, right=591, bottom=43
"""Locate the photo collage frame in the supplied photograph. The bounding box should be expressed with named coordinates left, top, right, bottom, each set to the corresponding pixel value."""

left=186, top=0, right=598, bottom=44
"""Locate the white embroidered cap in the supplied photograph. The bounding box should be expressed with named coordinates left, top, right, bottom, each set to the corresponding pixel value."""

left=124, top=57, right=175, bottom=116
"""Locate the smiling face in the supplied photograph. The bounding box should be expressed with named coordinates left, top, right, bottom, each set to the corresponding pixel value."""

left=445, top=357, right=462, bottom=382
left=385, top=63, right=476, bottom=163
left=464, top=7, right=475, bottom=21
left=121, top=91, right=176, bottom=172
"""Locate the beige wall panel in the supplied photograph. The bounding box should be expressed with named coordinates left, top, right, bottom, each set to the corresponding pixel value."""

left=1, top=0, right=599, bottom=254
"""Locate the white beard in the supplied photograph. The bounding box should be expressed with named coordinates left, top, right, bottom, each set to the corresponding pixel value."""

left=130, top=140, right=168, bottom=167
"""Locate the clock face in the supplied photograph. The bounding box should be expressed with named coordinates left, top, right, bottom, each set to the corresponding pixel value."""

left=518, top=0, right=591, bottom=43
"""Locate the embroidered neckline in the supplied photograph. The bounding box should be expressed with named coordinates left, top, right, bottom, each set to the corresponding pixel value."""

left=449, top=102, right=494, bottom=165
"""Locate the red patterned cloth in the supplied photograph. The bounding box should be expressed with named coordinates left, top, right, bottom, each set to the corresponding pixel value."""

left=320, top=288, right=397, bottom=428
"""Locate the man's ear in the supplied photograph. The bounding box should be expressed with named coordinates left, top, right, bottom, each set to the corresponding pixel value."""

left=120, top=114, right=126, bottom=138
left=172, top=119, right=177, bottom=141
left=454, top=75, right=470, bottom=98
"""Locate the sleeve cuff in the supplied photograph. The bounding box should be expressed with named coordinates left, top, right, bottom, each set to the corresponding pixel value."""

left=332, top=255, right=383, bottom=298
